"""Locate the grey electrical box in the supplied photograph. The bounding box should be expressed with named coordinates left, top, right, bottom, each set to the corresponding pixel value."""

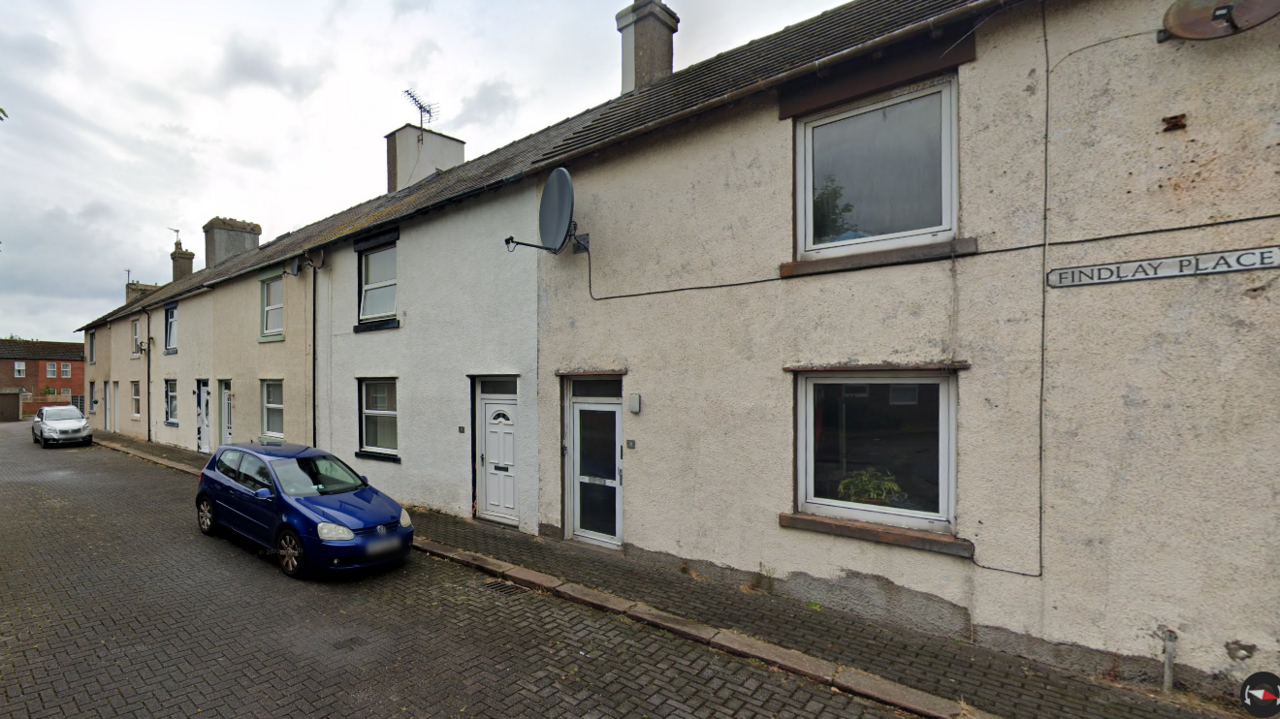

left=629, top=393, right=641, bottom=413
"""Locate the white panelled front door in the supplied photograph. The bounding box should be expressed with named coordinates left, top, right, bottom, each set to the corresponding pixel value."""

left=477, top=398, right=518, bottom=524
left=102, top=380, right=110, bottom=431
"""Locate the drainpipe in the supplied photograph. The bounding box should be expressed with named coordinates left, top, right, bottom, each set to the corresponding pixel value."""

left=311, top=264, right=318, bottom=448
left=1162, top=629, right=1178, bottom=693
left=143, top=309, right=153, bottom=442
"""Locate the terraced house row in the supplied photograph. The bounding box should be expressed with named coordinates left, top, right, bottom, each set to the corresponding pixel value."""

left=78, top=0, right=1280, bottom=699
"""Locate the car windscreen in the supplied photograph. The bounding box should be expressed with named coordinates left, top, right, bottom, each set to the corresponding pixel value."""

left=269, top=455, right=364, bottom=497
left=44, top=407, right=83, bottom=421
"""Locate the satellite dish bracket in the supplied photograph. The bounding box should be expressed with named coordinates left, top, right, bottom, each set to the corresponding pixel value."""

left=503, top=223, right=590, bottom=254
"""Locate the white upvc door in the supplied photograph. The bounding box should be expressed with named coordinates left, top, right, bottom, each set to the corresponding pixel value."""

left=103, top=380, right=110, bottom=431
left=571, top=402, right=623, bottom=546
left=195, top=380, right=210, bottom=453
left=477, top=398, right=518, bottom=524
left=220, top=381, right=233, bottom=446
left=111, top=382, right=118, bottom=431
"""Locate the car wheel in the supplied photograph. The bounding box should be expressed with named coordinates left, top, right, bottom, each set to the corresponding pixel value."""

left=276, top=529, right=306, bottom=579
left=31, top=432, right=38, bottom=444
left=39, top=436, right=48, bottom=449
left=83, top=437, right=93, bottom=447
left=196, top=496, right=216, bottom=535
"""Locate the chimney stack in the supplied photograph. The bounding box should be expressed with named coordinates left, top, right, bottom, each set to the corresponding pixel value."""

left=385, top=125, right=466, bottom=193
left=203, top=217, right=262, bottom=268
left=126, top=281, right=161, bottom=304
left=616, top=0, right=679, bottom=94
left=171, top=239, right=195, bottom=281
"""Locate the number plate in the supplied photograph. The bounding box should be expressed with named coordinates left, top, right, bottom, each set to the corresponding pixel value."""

left=366, top=537, right=401, bottom=555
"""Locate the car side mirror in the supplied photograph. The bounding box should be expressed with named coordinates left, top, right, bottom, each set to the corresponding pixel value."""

left=360, top=475, right=368, bottom=483
left=254, top=487, right=273, bottom=499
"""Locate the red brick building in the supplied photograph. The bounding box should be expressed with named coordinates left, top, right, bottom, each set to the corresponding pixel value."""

left=0, top=340, right=86, bottom=415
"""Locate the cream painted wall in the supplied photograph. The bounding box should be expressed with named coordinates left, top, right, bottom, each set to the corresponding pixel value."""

left=537, top=0, right=1280, bottom=683
left=315, top=184, right=541, bottom=533
left=84, top=315, right=148, bottom=440
left=145, top=264, right=313, bottom=454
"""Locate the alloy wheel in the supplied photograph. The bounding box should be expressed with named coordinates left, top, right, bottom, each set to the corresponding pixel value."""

left=197, top=499, right=213, bottom=533
left=277, top=533, right=303, bottom=575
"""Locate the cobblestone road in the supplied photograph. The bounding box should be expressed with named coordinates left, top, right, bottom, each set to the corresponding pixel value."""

left=0, top=423, right=909, bottom=719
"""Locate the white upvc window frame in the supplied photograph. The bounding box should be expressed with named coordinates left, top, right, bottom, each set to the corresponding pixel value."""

left=46, top=362, right=56, bottom=378
left=359, top=378, right=398, bottom=454
left=165, top=379, right=178, bottom=423
left=61, top=363, right=71, bottom=378
left=795, top=372, right=956, bottom=532
left=88, top=331, right=96, bottom=364
left=262, top=277, right=284, bottom=335
left=131, top=381, right=141, bottom=416
left=61, top=388, right=71, bottom=395
left=358, top=245, right=397, bottom=322
left=14, top=361, right=24, bottom=378
left=132, top=319, right=141, bottom=355
left=262, top=380, right=284, bottom=439
left=794, top=75, right=958, bottom=262
left=89, top=382, right=96, bottom=413
left=164, top=307, right=178, bottom=350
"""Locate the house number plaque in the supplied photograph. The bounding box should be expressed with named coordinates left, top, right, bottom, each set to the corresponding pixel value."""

left=1048, top=246, right=1279, bottom=288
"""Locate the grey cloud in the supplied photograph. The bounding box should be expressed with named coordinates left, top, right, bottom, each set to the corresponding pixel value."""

left=205, top=34, right=329, bottom=99
left=226, top=146, right=273, bottom=171
left=448, top=80, right=519, bottom=131
left=396, top=39, right=441, bottom=74
left=392, top=0, right=433, bottom=16
left=0, top=31, right=66, bottom=74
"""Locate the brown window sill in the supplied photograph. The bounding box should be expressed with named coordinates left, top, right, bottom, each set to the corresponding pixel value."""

left=778, top=513, right=973, bottom=558
left=780, top=237, right=978, bottom=279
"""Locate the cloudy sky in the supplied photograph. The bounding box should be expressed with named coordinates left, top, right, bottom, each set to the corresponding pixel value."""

left=0, top=0, right=848, bottom=343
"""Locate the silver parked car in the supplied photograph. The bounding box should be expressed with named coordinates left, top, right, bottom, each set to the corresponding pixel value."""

left=32, top=405, right=93, bottom=448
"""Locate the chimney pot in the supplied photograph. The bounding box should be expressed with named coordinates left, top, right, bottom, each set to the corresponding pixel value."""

left=170, top=238, right=195, bottom=282
left=617, top=0, right=679, bottom=94
left=385, top=125, right=466, bottom=194
left=202, top=217, right=262, bottom=269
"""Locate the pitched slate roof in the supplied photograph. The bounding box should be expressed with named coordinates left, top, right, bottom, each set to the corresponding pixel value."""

left=537, top=0, right=976, bottom=163
left=0, top=340, right=84, bottom=362
left=79, top=0, right=990, bottom=332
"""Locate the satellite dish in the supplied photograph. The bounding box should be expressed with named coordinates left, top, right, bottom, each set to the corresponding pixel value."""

left=1163, top=0, right=1280, bottom=40
left=538, top=167, right=574, bottom=254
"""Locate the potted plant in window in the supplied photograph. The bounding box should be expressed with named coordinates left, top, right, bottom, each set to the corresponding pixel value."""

left=837, top=468, right=901, bottom=506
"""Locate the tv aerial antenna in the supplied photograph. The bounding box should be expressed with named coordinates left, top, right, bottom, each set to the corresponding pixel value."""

left=403, top=88, right=440, bottom=127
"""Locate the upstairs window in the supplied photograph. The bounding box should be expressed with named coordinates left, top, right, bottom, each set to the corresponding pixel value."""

left=61, top=363, right=71, bottom=378
left=132, top=319, right=141, bottom=355
left=164, top=307, right=178, bottom=350
left=88, top=331, right=96, bottom=364
left=14, top=361, right=24, bottom=378
left=131, top=381, right=141, bottom=416
left=359, top=245, right=396, bottom=322
left=262, top=277, right=284, bottom=335
left=796, top=76, right=956, bottom=261
left=47, top=362, right=56, bottom=378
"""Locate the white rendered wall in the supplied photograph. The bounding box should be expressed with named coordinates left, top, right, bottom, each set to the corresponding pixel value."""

left=316, top=184, right=541, bottom=533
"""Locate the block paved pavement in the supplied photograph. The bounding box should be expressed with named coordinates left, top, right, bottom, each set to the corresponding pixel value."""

left=405, top=512, right=1226, bottom=719
left=0, top=422, right=912, bottom=719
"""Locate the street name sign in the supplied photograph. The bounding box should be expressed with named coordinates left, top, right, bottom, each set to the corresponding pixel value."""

left=1048, top=246, right=1280, bottom=288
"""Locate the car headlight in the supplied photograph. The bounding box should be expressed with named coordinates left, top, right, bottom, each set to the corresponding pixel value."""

left=400, top=507, right=412, bottom=528
left=317, top=522, right=354, bottom=541
left=44, top=426, right=58, bottom=435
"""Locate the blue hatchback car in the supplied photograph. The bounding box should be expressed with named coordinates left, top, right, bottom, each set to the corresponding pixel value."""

left=196, top=442, right=414, bottom=578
